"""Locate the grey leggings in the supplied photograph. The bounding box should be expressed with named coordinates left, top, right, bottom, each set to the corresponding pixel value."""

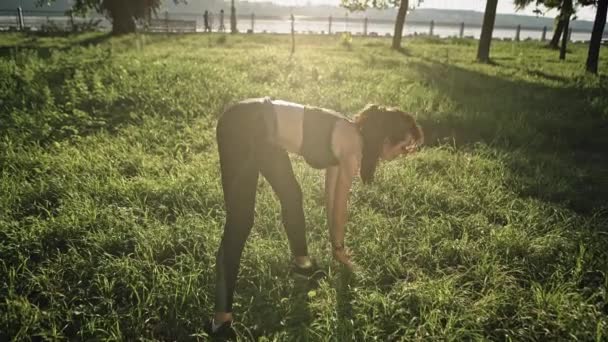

left=214, top=101, right=308, bottom=312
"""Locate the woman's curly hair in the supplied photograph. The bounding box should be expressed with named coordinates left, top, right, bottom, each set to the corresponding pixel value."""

left=353, top=104, right=423, bottom=184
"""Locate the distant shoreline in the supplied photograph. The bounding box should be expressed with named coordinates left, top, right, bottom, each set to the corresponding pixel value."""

left=0, top=4, right=604, bottom=32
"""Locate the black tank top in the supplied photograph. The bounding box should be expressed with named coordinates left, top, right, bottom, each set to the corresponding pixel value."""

left=300, top=106, right=344, bottom=169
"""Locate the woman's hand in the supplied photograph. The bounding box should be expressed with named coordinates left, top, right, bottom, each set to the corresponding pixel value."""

left=333, top=247, right=355, bottom=272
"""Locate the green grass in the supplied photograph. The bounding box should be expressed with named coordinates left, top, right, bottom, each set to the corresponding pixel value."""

left=1, top=32, right=607, bottom=340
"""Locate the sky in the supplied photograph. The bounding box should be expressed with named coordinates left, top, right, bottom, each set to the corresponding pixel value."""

left=275, top=0, right=599, bottom=21
left=1, top=0, right=600, bottom=22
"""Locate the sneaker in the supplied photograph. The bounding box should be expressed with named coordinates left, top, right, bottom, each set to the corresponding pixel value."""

left=204, top=318, right=236, bottom=340
left=291, top=259, right=326, bottom=281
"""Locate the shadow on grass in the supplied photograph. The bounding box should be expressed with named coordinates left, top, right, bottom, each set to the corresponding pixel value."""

left=283, top=278, right=314, bottom=339
left=242, top=267, right=357, bottom=339
left=393, top=46, right=412, bottom=56
left=244, top=270, right=316, bottom=340
left=0, top=32, right=176, bottom=59
left=0, top=32, right=111, bottom=58
left=410, top=60, right=608, bottom=218
left=0, top=34, right=186, bottom=148
left=522, top=68, right=570, bottom=84
left=336, top=268, right=356, bottom=339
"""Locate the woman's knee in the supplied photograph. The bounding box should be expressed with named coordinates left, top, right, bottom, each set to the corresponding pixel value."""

left=225, top=213, right=255, bottom=233
left=280, top=182, right=303, bottom=208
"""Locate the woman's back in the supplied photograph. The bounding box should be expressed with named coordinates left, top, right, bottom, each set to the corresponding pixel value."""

left=271, top=99, right=305, bottom=154
left=224, top=97, right=355, bottom=170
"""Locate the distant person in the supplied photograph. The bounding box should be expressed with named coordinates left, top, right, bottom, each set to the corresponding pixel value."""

left=205, top=97, right=423, bottom=338
left=203, top=10, right=211, bottom=32
left=219, top=9, right=226, bottom=32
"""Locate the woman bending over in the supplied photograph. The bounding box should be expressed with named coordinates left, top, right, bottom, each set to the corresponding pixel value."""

left=206, top=97, right=423, bottom=337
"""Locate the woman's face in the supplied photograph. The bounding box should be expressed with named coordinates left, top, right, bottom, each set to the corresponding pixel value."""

left=380, top=135, right=417, bottom=161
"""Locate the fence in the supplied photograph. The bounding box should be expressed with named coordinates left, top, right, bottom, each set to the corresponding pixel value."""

left=1, top=8, right=606, bottom=43
left=0, top=9, right=109, bottom=32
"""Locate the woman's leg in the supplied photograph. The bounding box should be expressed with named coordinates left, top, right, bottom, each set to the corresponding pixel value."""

left=214, top=109, right=261, bottom=317
left=259, top=144, right=308, bottom=258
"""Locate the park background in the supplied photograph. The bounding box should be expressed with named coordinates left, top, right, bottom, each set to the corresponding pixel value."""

left=1, top=0, right=607, bottom=340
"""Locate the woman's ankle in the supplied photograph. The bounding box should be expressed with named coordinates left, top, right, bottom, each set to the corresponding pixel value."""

left=214, top=312, right=233, bottom=324
left=294, top=255, right=312, bottom=268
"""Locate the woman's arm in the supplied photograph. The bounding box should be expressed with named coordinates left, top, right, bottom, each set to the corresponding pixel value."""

left=326, top=119, right=362, bottom=270
left=325, top=166, right=339, bottom=235
left=330, top=154, right=358, bottom=270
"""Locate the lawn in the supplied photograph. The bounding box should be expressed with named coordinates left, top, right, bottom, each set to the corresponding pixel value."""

left=0, top=32, right=607, bottom=340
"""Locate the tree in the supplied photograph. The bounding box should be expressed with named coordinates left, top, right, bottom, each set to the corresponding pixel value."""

left=516, top=0, right=605, bottom=71
left=586, top=0, right=608, bottom=73
left=392, top=0, right=409, bottom=49
left=38, top=0, right=184, bottom=35
left=340, top=0, right=420, bottom=50
left=549, top=13, right=565, bottom=48
left=559, top=0, right=573, bottom=59
left=230, top=0, right=237, bottom=34
left=477, top=0, right=498, bottom=63
left=514, top=0, right=595, bottom=49
left=515, top=0, right=564, bottom=48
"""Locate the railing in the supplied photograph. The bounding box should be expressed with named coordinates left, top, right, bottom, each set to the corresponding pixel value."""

left=0, top=9, right=109, bottom=32
left=1, top=8, right=606, bottom=43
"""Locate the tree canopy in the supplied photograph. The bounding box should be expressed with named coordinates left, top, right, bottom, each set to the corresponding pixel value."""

left=513, top=0, right=596, bottom=16
left=339, top=0, right=421, bottom=49
left=37, top=0, right=184, bottom=34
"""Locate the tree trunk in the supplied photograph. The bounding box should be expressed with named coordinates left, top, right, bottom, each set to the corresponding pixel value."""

left=559, top=0, right=573, bottom=60
left=392, top=0, right=409, bottom=49
left=106, top=2, right=136, bottom=35
left=586, top=0, right=608, bottom=73
left=549, top=15, right=565, bottom=49
left=477, top=0, right=498, bottom=63
left=230, top=0, right=237, bottom=34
